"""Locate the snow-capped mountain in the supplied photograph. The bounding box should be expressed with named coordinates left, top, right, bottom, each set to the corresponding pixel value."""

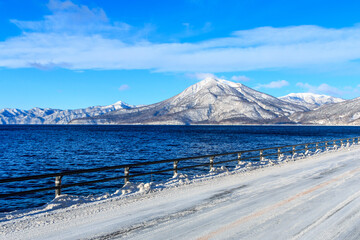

left=289, top=97, right=360, bottom=125
left=279, top=93, right=344, bottom=109
left=71, top=78, right=308, bottom=125
left=0, top=101, right=134, bottom=124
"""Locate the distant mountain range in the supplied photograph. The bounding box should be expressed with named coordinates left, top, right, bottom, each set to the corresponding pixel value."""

left=0, top=101, right=134, bottom=124
left=289, top=97, right=360, bottom=125
left=1, top=77, right=356, bottom=125
left=279, top=93, right=344, bottom=110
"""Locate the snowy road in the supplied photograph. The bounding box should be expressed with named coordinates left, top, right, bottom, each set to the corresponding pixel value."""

left=2, top=146, right=360, bottom=239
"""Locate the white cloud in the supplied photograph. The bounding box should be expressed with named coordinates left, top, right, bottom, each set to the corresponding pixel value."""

left=296, top=82, right=360, bottom=98
left=28, top=61, right=72, bottom=70
left=10, top=0, right=130, bottom=36
left=118, top=84, right=129, bottom=91
left=2, top=1, right=360, bottom=72
left=257, top=80, right=289, bottom=89
left=179, top=22, right=212, bottom=38
left=231, top=75, right=250, bottom=82
left=296, top=82, right=344, bottom=96
left=188, top=73, right=217, bottom=80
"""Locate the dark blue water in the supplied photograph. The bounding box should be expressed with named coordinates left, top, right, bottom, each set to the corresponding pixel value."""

left=1, top=125, right=360, bottom=213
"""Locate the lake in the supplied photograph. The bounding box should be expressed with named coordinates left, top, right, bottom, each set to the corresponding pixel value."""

left=1, top=125, right=360, bottom=212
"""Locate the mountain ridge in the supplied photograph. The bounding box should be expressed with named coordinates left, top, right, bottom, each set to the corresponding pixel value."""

left=0, top=101, right=134, bottom=124
left=2, top=78, right=354, bottom=125
left=70, top=78, right=308, bottom=125
left=289, top=97, right=360, bottom=125
left=279, top=93, right=344, bottom=110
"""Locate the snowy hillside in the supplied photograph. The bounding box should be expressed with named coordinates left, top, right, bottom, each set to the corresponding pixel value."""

left=0, top=101, right=134, bottom=124
left=279, top=93, right=344, bottom=109
left=289, top=97, right=360, bottom=125
left=71, top=78, right=308, bottom=125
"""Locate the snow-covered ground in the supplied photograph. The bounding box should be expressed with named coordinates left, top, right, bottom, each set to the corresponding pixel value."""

left=2, top=144, right=360, bottom=239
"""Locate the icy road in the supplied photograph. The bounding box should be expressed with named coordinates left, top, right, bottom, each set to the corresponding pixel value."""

left=2, top=145, right=360, bottom=240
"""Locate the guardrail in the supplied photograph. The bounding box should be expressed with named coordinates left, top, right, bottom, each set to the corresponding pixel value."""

left=0, top=137, right=359, bottom=199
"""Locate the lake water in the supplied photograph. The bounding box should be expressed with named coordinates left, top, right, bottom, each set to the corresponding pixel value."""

left=1, top=125, right=360, bottom=213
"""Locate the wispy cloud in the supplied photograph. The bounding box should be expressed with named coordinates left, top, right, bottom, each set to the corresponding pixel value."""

left=296, top=82, right=360, bottom=98
left=256, top=80, right=289, bottom=89
left=118, top=84, right=130, bottom=91
left=28, top=61, right=72, bottom=70
left=10, top=0, right=130, bottom=36
left=188, top=72, right=217, bottom=80
left=178, top=22, right=212, bottom=38
left=2, top=1, right=360, bottom=73
left=231, top=75, right=250, bottom=82
left=296, top=82, right=344, bottom=96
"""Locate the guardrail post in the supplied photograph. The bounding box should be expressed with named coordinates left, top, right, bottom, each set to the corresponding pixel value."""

left=210, top=156, right=214, bottom=170
left=340, top=140, right=343, bottom=147
left=124, top=167, right=130, bottom=184
left=173, top=161, right=178, bottom=174
left=333, top=140, right=336, bottom=147
left=260, top=150, right=263, bottom=161
left=55, top=175, right=62, bottom=197
left=316, top=143, right=319, bottom=150
left=237, top=153, right=241, bottom=164
left=353, top=138, right=355, bottom=145
left=325, top=142, right=328, bottom=150
left=278, top=148, right=281, bottom=160
left=347, top=139, right=349, bottom=146
left=292, top=146, right=296, bottom=155
left=305, top=144, right=308, bottom=151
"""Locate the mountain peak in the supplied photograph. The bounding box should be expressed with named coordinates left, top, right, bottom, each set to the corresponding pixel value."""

left=196, top=77, right=220, bottom=87
left=113, top=101, right=126, bottom=105
left=198, top=77, right=243, bottom=86
left=176, top=77, right=242, bottom=100
left=192, top=77, right=245, bottom=92
left=102, top=101, right=134, bottom=110
left=201, top=76, right=218, bottom=82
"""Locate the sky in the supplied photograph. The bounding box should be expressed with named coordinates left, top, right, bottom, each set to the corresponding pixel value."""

left=1, top=0, right=360, bottom=109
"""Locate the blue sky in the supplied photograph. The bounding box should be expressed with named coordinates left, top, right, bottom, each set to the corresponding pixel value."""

left=1, top=0, right=360, bottom=109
